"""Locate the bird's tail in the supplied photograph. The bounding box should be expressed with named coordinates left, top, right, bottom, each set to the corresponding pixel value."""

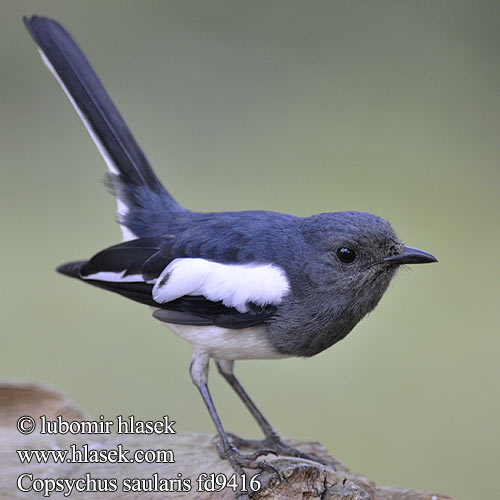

left=23, top=15, right=185, bottom=241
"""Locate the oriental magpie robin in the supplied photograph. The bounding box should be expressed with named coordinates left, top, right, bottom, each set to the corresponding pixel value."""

left=24, top=15, right=437, bottom=473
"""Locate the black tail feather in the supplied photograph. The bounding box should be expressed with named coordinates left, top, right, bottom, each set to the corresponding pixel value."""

left=24, top=15, right=185, bottom=239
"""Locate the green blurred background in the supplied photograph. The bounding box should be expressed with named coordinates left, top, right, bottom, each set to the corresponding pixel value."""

left=1, top=1, right=499, bottom=498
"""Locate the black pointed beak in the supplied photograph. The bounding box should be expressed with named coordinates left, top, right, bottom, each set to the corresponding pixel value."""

left=384, top=245, right=438, bottom=265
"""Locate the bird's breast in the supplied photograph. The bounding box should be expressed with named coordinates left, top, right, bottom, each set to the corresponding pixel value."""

left=161, top=320, right=291, bottom=361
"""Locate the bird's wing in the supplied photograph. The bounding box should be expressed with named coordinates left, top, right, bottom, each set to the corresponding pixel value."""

left=58, top=236, right=290, bottom=329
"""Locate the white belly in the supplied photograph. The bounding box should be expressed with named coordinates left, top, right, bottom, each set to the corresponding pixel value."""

left=163, top=322, right=290, bottom=361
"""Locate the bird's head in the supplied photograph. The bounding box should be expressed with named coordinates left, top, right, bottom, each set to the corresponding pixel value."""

left=302, top=211, right=437, bottom=316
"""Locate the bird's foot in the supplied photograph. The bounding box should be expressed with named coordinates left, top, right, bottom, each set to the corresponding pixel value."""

left=227, top=432, right=336, bottom=470
left=216, top=441, right=280, bottom=477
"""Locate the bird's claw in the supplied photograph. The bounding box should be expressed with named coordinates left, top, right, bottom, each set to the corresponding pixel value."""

left=226, top=433, right=336, bottom=470
left=216, top=441, right=281, bottom=481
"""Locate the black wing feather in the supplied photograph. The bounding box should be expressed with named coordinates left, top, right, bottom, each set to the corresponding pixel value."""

left=81, top=238, right=162, bottom=277
left=57, top=237, right=276, bottom=329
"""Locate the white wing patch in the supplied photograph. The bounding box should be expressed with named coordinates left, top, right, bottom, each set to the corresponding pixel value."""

left=82, top=270, right=145, bottom=282
left=152, top=258, right=290, bottom=313
left=38, top=49, right=137, bottom=242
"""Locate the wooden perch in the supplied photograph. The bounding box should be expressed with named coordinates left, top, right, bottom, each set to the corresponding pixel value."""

left=0, top=381, right=452, bottom=500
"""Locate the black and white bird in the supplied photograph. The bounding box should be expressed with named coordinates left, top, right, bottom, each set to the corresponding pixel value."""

left=24, top=15, right=437, bottom=472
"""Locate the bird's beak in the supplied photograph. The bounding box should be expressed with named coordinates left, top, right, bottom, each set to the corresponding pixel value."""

left=384, top=245, right=438, bottom=265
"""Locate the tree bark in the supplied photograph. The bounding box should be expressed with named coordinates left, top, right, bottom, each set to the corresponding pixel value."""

left=0, top=381, right=452, bottom=500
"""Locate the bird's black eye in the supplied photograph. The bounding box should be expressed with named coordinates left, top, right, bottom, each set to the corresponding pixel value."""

left=336, top=247, right=356, bottom=264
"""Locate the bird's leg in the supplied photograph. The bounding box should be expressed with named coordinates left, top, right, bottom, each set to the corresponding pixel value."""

left=216, top=360, right=336, bottom=469
left=189, top=353, right=278, bottom=475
